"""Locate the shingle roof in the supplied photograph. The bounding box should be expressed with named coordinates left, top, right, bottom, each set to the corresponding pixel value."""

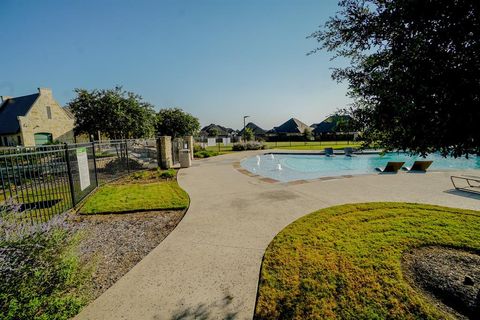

left=272, top=118, right=310, bottom=134
left=200, top=124, right=235, bottom=136
left=238, top=122, right=266, bottom=135
left=0, top=94, right=39, bottom=134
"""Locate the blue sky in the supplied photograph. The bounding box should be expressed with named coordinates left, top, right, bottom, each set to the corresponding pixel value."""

left=0, top=0, right=350, bottom=130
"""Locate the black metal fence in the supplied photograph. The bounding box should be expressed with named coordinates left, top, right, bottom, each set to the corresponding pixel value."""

left=0, top=139, right=157, bottom=223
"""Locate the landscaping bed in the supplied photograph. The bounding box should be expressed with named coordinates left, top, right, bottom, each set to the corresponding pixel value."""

left=254, top=203, right=480, bottom=320
left=69, top=209, right=185, bottom=300
left=1, top=168, right=189, bottom=319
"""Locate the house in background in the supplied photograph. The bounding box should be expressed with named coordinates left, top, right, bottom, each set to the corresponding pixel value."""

left=238, top=122, right=266, bottom=138
left=267, top=118, right=310, bottom=136
left=199, top=123, right=237, bottom=138
left=0, top=88, right=75, bottom=146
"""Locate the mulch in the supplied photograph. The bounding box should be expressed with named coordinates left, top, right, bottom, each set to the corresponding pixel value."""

left=68, top=209, right=185, bottom=300
left=402, top=246, right=480, bottom=319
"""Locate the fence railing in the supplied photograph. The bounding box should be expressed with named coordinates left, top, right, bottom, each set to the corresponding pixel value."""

left=0, top=139, right=158, bottom=223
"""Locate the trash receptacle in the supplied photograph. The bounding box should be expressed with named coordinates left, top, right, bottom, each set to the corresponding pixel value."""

left=179, top=149, right=192, bottom=168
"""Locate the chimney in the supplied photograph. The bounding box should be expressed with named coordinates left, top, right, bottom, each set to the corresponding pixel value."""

left=38, top=88, right=52, bottom=96
left=1, top=96, right=12, bottom=103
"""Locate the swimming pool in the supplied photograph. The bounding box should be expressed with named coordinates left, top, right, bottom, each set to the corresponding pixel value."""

left=240, top=152, right=480, bottom=182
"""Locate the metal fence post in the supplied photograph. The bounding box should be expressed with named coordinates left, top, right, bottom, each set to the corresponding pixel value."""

left=64, top=143, right=76, bottom=207
left=92, top=141, right=99, bottom=187
left=125, top=140, right=130, bottom=173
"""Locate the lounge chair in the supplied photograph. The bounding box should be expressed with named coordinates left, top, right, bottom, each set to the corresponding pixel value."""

left=324, top=147, right=334, bottom=157
left=402, top=160, right=433, bottom=172
left=375, top=161, right=405, bottom=173
left=451, top=175, right=480, bottom=194
left=344, top=147, right=354, bottom=157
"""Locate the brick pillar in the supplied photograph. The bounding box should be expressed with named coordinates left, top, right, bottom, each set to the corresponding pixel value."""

left=185, top=136, right=194, bottom=160
left=157, top=136, right=173, bottom=169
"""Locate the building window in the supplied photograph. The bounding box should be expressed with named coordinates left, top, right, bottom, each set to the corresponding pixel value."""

left=17, top=136, right=22, bottom=146
left=3, top=137, right=7, bottom=146
left=46, top=106, right=52, bottom=119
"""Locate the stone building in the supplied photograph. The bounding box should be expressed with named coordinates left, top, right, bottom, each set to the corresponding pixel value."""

left=0, top=88, right=75, bottom=146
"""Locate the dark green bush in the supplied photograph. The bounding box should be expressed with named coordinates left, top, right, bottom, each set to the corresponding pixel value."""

left=194, top=150, right=218, bottom=158
left=158, top=168, right=176, bottom=179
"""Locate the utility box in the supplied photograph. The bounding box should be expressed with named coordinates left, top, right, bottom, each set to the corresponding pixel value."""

left=179, top=149, right=192, bottom=168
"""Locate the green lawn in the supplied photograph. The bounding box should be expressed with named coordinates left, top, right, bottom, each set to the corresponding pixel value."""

left=80, top=180, right=189, bottom=214
left=203, top=141, right=362, bottom=153
left=255, top=202, right=480, bottom=320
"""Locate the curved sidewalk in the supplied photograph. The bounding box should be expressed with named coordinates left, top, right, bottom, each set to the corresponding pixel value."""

left=76, top=151, right=480, bottom=320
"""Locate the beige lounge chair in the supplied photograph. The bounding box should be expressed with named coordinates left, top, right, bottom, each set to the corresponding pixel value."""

left=375, top=161, right=405, bottom=173
left=402, top=160, right=433, bottom=172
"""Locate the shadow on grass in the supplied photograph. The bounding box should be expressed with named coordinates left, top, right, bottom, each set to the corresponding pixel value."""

left=169, top=295, right=238, bottom=320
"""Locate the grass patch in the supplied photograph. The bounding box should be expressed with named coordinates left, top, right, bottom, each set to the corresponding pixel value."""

left=255, top=202, right=480, bottom=320
left=80, top=170, right=189, bottom=214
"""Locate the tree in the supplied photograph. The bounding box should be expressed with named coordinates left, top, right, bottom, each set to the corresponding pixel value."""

left=208, top=128, right=220, bottom=137
left=303, top=127, right=313, bottom=141
left=67, top=86, right=156, bottom=140
left=156, top=108, right=200, bottom=138
left=243, top=127, right=254, bottom=141
left=310, top=0, right=480, bottom=157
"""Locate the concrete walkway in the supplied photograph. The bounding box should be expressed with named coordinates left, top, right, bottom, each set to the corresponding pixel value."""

left=77, top=151, right=480, bottom=320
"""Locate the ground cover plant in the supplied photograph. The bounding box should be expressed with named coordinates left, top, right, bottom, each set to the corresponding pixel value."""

left=0, top=202, right=90, bottom=320
left=255, top=202, right=480, bottom=320
left=80, top=169, right=188, bottom=214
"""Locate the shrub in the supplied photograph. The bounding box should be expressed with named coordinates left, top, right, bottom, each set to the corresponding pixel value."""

left=0, top=202, right=89, bottom=320
left=232, top=141, right=267, bottom=151
left=194, top=150, right=218, bottom=158
left=158, top=168, right=176, bottom=179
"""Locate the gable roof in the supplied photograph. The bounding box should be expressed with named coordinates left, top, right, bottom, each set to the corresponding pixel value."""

left=272, top=118, right=310, bottom=134
left=0, top=93, right=39, bottom=134
left=238, top=122, right=266, bottom=135
left=312, top=115, right=352, bottom=134
left=200, top=123, right=235, bottom=136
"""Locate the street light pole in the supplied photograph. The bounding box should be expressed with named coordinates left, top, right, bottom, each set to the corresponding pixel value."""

left=243, top=115, right=250, bottom=142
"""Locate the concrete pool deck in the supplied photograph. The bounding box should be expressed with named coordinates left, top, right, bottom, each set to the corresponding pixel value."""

left=76, top=150, right=480, bottom=320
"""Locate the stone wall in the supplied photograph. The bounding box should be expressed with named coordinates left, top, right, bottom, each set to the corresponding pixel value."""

left=18, top=88, right=75, bottom=146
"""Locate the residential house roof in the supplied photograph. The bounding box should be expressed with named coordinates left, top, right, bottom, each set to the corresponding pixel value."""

left=200, top=124, right=235, bottom=136
left=271, top=118, right=310, bottom=134
left=238, top=122, right=266, bottom=136
left=0, top=93, right=39, bottom=134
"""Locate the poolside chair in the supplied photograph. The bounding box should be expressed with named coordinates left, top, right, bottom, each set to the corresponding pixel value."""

left=451, top=175, right=480, bottom=194
left=402, top=160, right=433, bottom=172
left=375, top=161, right=405, bottom=173
left=344, top=147, right=354, bottom=157
left=324, top=147, right=334, bottom=157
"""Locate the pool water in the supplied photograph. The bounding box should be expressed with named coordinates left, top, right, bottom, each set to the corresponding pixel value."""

left=240, top=153, right=480, bottom=182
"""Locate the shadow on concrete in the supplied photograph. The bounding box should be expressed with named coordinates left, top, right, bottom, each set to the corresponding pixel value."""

left=444, top=189, right=480, bottom=200
left=169, top=295, right=238, bottom=320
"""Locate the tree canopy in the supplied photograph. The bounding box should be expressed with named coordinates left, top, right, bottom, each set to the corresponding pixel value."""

left=311, top=0, right=480, bottom=157
left=156, top=108, right=200, bottom=138
left=67, top=86, right=156, bottom=140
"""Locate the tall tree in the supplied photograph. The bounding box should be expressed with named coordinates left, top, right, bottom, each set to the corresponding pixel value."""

left=311, top=0, right=480, bottom=157
left=67, top=86, right=156, bottom=139
left=156, top=108, right=200, bottom=138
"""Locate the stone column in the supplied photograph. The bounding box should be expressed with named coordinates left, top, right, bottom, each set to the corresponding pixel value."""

left=157, top=136, right=173, bottom=169
left=185, top=136, right=194, bottom=160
